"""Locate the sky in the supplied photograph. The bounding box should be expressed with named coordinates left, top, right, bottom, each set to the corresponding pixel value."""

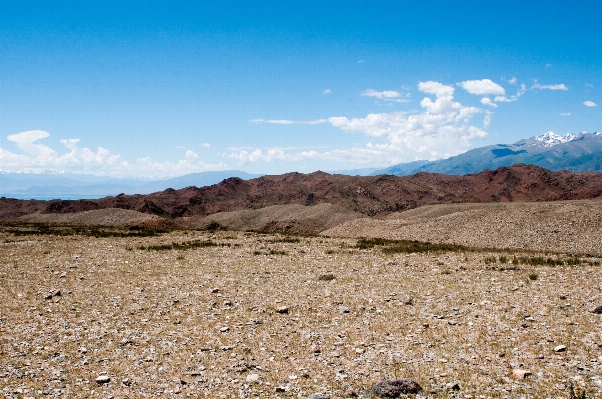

left=1, top=0, right=601, bottom=178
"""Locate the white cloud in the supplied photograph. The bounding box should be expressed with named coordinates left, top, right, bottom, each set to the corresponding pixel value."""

left=507, top=77, right=517, bottom=85
left=484, top=111, right=493, bottom=127
left=202, top=143, right=210, bottom=148
left=560, top=112, right=571, bottom=116
left=229, top=82, right=489, bottom=167
left=494, top=84, right=526, bottom=103
left=584, top=101, right=598, bottom=107
left=250, top=118, right=328, bottom=125
left=6, top=130, right=57, bottom=158
left=323, top=89, right=332, bottom=94
left=361, top=89, right=409, bottom=103
left=481, top=97, right=497, bottom=108
left=458, top=79, right=506, bottom=96
left=532, top=82, right=568, bottom=90
left=0, top=131, right=226, bottom=178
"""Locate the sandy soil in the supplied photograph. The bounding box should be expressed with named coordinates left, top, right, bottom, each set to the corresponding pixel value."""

left=323, top=199, right=602, bottom=256
left=1, top=228, right=602, bottom=398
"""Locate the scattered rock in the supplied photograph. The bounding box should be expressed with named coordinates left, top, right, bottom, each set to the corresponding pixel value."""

left=275, top=386, right=287, bottom=392
left=122, top=378, right=131, bottom=386
left=276, top=306, right=289, bottom=314
left=246, top=373, right=260, bottom=383
left=554, top=345, right=567, bottom=352
left=210, top=288, right=220, bottom=293
left=219, top=326, right=230, bottom=332
left=591, top=305, right=602, bottom=314
left=338, top=306, right=350, bottom=313
left=512, top=369, right=532, bottom=380
left=95, top=375, right=110, bottom=384
left=448, top=320, right=458, bottom=325
left=307, top=394, right=329, bottom=399
left=44, top=289, right=61, bottom=300
left=318, top=274, right=336, bottom=281
left=373, top=379, right=422, bottom=397
left=445, top=381, right=460, bottom=390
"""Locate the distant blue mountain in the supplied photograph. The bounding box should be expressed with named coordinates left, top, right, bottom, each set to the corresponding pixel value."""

left=371, top=132, right=602, bottom=176
left=0, top=170, right=261, bottom=199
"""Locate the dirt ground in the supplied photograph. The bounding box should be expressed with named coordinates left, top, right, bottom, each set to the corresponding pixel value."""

left=1, top=226, right=602, bottom=398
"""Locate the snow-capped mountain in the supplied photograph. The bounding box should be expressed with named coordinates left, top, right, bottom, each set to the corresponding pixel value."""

left=372, top=131, right=602, bottom=176
left=531, top=131, right=577, bottom=147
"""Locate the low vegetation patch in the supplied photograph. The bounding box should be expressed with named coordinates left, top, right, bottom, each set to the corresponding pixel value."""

left=355, top=237, right=471, bottom=254
left=138, top=239, right=233, bottom=251
left=1, top=223, right=166, bottom=238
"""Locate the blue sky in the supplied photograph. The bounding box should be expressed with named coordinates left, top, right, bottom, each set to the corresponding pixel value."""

left=1, top=0, right=600, bottom=177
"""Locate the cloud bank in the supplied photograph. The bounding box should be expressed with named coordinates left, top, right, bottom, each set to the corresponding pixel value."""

left=0, top=131, right=225, bottom=178
left=233, top=80, right=491, bottom=167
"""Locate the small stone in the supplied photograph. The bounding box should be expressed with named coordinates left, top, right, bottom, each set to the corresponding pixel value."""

left=338, top=306, right=350, bottom=313
left=276, top=306, right=289, bottom=314
left=591, top=305, right=602, bottom=314
left=44, top=289, right=61, bottom=300
left=445, top=381, right=460, bottom=390
left=246, top=373, right=260, bottom=383
left=438, top=358, right=448, bottom=363
left=219, top=326, right=230, bottom=332
left=307, top=394, right=330, bottom=399
left=448, top=320, right=458, bottom=325
left=275, top=386, right=286, bottom=392
left=318, top=274, right=336, bottom=281
left=512, top=369, right=532, bottom=379
left=122, top=378, right=131, bottom=386
left=373, top=379, right=422, bottom=397
left=210, top=288, right=220, bottom=293
left=554, top=345, right=567, bottom=352
left=95, top=375, right=110, bottom=384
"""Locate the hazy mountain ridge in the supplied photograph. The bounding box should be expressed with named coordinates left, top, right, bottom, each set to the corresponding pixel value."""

left=3, top=164, right=602, bottom=222
left=372, top=132, right=602, bottom=176
left=0, top=170, right=261, bottom=198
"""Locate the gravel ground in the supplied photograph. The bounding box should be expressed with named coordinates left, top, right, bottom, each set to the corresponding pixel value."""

left=1, top=229, right=602, bottom=398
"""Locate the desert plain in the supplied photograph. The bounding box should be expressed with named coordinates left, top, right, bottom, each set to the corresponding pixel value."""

left=2, top=200, right=602, bottom=398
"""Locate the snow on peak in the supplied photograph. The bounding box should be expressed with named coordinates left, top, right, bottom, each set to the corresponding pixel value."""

left=533, top=131, right=577, bottom=147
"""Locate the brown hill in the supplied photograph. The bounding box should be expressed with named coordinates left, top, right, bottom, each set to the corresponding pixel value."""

left=323, top=199, right=602, bottom=255
left=2, top=164, right=602, bottom=222
left=180, top=203, right=364, bottom=234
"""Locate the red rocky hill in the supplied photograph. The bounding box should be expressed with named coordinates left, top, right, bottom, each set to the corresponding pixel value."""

left=2, top=164, right=602, bottom=222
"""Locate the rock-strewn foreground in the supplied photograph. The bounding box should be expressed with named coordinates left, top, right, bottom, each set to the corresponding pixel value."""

left=2, top=228, right=602, bottom=398
left=4, top=164, right=602, bottom=223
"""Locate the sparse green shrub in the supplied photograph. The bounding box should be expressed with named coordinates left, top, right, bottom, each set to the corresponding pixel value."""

left=528, top=273, right=538, bottom=281
left=484, top=256, right=497, bottom=264
left=139, top=240, right=227, bottom=251
left=499, top=255, right=508, bottom=264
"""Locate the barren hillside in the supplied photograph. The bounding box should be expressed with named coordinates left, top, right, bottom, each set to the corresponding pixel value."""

left=3, top=164, right=602, bottom=221
left=323, top=199, right=602, bottom=255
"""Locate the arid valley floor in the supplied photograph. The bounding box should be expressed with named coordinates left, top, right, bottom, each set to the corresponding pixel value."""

left=2, top=216, right=602, bottom=398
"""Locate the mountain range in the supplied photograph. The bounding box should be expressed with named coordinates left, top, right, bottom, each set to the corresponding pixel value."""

left=1, top=131, right=602, bottom=199
left=371, top=131, right=602, bottom=176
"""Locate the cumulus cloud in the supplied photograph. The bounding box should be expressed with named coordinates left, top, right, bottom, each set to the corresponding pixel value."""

left=584, top=101, right=598, bottom=107
left=232, top=81, right=488, bottom=166
left=361, top=89, right=409, bottom=103
left=458, top=79, right=506, bottom=96
left=481, top=97, right=497, bottom=108
left=507, top=77, right=517, bottom=85
left=202, top=143, right=210, bottom=148
left=0, top=131, right=225, bottom=178
left=250, top=118, right=328, bottom=125
left=323, top=89, right=332, bottom=94
left=6, top=130, right=57, bottom=158
left=532, top=82, right=569, bottom=90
